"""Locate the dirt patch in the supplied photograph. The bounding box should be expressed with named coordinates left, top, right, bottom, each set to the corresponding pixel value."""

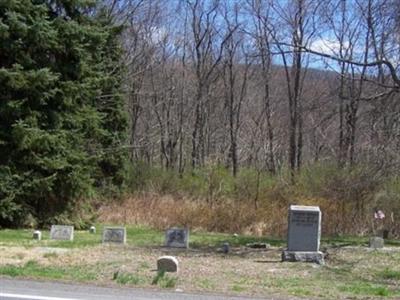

left=0, top=246, right=72, bottom=265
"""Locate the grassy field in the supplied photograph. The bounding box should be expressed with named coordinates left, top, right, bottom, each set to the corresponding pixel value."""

left=0, top=226, right=399, bottom=299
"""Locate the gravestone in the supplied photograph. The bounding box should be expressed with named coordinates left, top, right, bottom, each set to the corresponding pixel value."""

left=165, top=227, right=189, bottom=248
left=369, top=236, right=384, bottom=249
left=157, top=256, right=179, bottom=272
left=33, top=230, right=41, bottom=241
left=50, top=225, right=74, bottom=241
left=89, top=226, right=96, bottom=234
left=102, top=227, right=126, bottom=244
left=222, top=242, right=230, bottom=254
left=282, top=205, right=324, bottom=264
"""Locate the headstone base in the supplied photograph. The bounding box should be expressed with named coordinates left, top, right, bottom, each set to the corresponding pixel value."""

left=282, top=250, right=325, bottom=265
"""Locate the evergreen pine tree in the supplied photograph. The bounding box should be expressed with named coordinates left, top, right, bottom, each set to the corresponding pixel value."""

left=0, top=0, right=127, bottom=227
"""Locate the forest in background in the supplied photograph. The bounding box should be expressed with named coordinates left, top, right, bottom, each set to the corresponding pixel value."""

left=1, top=0, right=400, bottom=236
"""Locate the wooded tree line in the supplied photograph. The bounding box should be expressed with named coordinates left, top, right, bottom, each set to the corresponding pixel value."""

left=119, top=0, right=400, bottom=178
left=1, top=0, right=399, bottom=228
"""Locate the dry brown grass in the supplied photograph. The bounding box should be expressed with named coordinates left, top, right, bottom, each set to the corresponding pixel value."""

left=98, top=193, right=288, bottom=236
left=97, top=192, right=382, bottom=237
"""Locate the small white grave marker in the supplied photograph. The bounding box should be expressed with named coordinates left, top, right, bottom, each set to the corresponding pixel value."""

left=89, top=226, right=96, bottom=234
left=33, top=230, right=41, bottom=241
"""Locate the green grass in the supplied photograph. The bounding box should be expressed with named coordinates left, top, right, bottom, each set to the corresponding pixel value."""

left=151, top=270, right=165, bottom=285
left=125, top=226, right=163, bottom=246
left=0, top=228, right=101, bottom=248
left=113, top=271, right=143, bottom=285
left=5, top=226, right=399, bottom=251
left=321, top=235, right=400, bottom=248
left=290, top=288, right=312, bottom=296
left=231, top=284, right=246, bottom=292
left=386, top=239, right=400, bottom=247
left=0, top=226, right=283, bottom=249
left=377, top=268, right=400, bottom=280
left=139, top=261, right=150, bottom=269
left=43, top=252, right=58, bottom=259
left=270, top=277, right=311, bottom=289
left=197, top=278, right=216, bottom=289
left=4, top=225, right=400, bottom=251
left=151, top=270, right=177, bottom=288
left=190, top=231, right=283, bottom=248
left=0, top=260, right=96, bottom=281
left=160, top=276, right=178, bottom=288
left=321, top=235, right=369, bottom=247
left=339, top=282, right=392, bottom=297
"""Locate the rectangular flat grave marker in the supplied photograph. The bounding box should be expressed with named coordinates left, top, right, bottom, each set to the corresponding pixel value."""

left=50, top=225, right=74, bottom=241
left=165, top=227, right=189, bottom=248
left=369, top=236, right=384, bottom=249
left=102, top=227, right=126, bottom=244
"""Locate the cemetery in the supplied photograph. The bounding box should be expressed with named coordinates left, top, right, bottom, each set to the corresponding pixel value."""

left=1, top=0, right=400, bottom=299
left=0, top=206, right=399, bottom=299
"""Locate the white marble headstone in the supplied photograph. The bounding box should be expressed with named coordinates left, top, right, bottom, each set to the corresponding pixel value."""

left=89, top=226, right=96, bottom=234
left=287, top=205, right=321, bottom=252
left=33, top=230, right=42, bottom=241
left=50, top=225, right=74, bottom=241
left=102, top=227, right=126, bottom=244
left=165, top=228, right=189, bottom=248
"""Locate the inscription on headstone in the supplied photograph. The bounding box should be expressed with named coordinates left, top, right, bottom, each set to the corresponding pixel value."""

left=165, top=227, right=189, bottom=248
left=50, top=225, right=74, bottom=241
left=102, top=227, right=126, bottom=244
left=287, top=205, right=321, bottom=252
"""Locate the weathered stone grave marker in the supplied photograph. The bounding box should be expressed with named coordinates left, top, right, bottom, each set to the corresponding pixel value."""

left=165, top=227, right=189, bottom=248
left=222, top=242, right=230, bottom=254
left=369, top=236, right=384, bottom=249
left=50, top=225, right=74, bottom=241
left=157, top=256, right=179, bottom=272
left=102, top=227, right=126, bottom=244
left=282, top=205, right=324, bottom=264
